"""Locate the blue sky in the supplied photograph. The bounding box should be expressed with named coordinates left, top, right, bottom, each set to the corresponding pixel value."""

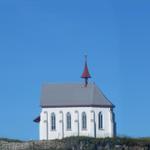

left=0, top=0, right=150, bottom=140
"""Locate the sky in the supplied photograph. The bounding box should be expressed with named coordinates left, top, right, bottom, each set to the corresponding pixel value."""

left=0, top=0, right=150, bottom=140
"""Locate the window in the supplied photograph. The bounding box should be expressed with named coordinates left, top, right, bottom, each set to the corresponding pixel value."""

left=51, top=113, right=56, bottom=130
left=82, top=112, right=87, bottom=129
left=66, top=112, right=71, bottom=130
left=98, top=112, right=103, bottom=129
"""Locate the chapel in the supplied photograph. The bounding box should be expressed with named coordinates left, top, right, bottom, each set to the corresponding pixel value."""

left=34, top=56, right=116, bottom=140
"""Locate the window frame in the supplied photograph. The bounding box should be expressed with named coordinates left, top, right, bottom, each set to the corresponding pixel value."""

left=51, top=112, right=56, bottom=131
left=66, top=112, right=71, bottom=130
left=82, top=112, right=87, bottom=130
left=98, top=112, right=103, bottom=130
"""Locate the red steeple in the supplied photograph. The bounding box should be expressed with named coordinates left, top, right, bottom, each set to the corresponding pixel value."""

left=81, top=55, right=91, bottom=86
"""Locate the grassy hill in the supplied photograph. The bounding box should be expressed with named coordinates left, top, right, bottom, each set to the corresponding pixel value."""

left=0, top=136, right=150, bottom=150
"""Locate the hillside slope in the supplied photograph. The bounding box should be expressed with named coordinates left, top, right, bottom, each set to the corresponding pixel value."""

left=0, top=136, right=150, bottom=150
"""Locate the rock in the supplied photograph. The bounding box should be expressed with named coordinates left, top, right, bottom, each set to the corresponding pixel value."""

left=0, top=137, right=150, bottom=150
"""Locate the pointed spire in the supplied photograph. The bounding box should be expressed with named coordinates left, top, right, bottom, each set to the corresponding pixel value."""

left=81, top=55, right=91, bottom=86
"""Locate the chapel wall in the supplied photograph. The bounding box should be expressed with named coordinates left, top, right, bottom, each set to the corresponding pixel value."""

left=39, top=107, right=113, bottom=140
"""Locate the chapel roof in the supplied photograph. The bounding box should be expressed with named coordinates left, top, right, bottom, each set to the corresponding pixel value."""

left=40, top=83, right=114, bottom=108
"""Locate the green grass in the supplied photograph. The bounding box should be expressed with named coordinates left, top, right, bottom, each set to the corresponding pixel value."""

left=62, top=136, right=150, bottom=146
left=1, top=136, right=150, bottom=144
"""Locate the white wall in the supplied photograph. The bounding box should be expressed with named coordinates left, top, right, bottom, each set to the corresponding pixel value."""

left=39, top=107, right=115, bottom=140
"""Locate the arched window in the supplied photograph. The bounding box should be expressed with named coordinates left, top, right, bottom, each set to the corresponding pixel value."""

left=66, top=112, right=71, bottom=130
left=51, top=113, right=56, bottom=130
left=98, top=112, right=103, bottom=129
left=82, top=112, right=87, bottom=129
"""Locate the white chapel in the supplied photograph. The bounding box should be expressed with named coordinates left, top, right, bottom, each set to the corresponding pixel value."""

left=34, top=57, right=116, bottom=140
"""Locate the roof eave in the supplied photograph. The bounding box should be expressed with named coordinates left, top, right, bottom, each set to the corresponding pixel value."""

left=41, top=104, right=115, bottom=108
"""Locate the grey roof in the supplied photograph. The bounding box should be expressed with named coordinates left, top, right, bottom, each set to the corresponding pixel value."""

left=40, top=83, right=114, bottom=108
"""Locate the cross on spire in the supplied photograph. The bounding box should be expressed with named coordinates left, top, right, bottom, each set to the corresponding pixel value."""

left=81, top=55, right=91, bottom=87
